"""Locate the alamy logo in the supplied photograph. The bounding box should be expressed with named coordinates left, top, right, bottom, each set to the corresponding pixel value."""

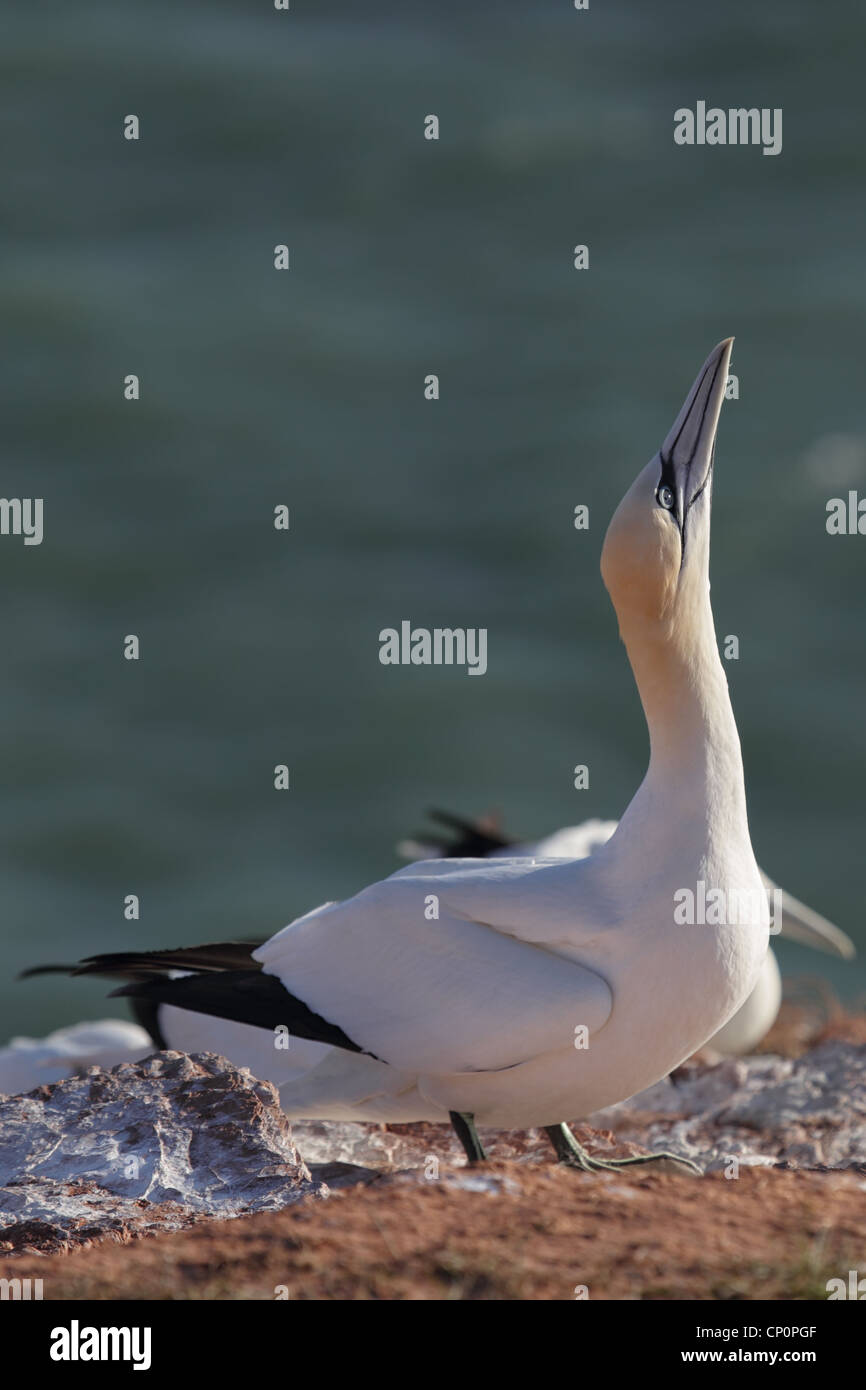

left=49, top=1321, right=152, bottom=1371
left=826, top=1270, right=866, bottom=1299
left=0, top=497, right=43, bottom=545
left=826, top=491, right=866, bottom=534
left=0, top=1277, right=43, bottom=1300
left=379, top=621, right=487, bottom=676
left=674, top=881, right=780, bottom=932
left=674, top=103, right=782, bottom=157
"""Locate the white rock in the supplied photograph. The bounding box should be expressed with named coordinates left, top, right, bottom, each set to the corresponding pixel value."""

left=0, top=1051, right=320, bottom=1252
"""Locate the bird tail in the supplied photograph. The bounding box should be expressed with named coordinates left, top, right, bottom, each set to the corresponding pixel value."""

left=19, top=939, right=266, bottom=983
left=21, top=939, right=373, bottom=1058
left=397, top=806, right=515, bottom=861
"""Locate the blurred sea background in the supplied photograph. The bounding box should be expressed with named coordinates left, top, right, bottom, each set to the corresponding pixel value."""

left=1, top=0, right=865, bottom=1038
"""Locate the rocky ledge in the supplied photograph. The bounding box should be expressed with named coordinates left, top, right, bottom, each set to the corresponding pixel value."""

left=1, top=1041, right=863, bottom=1255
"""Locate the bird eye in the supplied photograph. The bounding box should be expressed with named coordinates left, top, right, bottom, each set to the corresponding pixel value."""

left=657, top=484, right=675, bottom=511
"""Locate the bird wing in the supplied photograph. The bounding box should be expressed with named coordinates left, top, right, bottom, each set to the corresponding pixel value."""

left=760, top=873, right=856, bottom=959
left=254, top=858, right=613, bottom=1075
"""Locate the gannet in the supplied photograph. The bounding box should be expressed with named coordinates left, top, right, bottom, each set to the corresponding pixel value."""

left=400, top=810, right=855, bottom=1055
left=15, top=341, right=772, bottom=1172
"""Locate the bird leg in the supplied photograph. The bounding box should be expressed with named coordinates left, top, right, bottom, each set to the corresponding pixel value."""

left=449, top=1110, right=487, bottom=1164
left=544, top=1122, right=701, bottom=1175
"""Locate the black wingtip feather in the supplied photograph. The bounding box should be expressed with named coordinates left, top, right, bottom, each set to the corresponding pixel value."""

left=19, top=963, right=79, bottom=980
left=21, top=940, right=268, bottom=984
left=112, top=970, right=374, bottom=1059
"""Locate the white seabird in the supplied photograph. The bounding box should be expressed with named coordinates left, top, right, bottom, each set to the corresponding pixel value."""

left=16, top=341, right=773, bottom=1171
left=0, top=1019, right=152, bottom=1096
left=400, top=810, right=855, bottom=1055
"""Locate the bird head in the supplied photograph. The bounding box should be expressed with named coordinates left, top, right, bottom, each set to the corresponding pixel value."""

left=600, top=338, right=733, bottom=635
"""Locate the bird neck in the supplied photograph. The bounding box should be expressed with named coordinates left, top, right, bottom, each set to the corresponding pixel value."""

left=618, top=588, right=750, bottom=845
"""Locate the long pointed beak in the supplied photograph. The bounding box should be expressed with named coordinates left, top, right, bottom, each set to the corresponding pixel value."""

left=660, top=338, right=733, bottom=525
left=761, top=872, right=857, bottom=959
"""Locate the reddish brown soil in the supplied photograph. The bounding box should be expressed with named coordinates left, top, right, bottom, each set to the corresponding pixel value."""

left=2, top=1163, right=863, bottom=1301
left=760, top=995, right=866, bottom=1057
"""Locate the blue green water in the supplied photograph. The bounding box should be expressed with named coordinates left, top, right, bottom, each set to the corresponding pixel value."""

left=1, top=0, right=865, bottom=1038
